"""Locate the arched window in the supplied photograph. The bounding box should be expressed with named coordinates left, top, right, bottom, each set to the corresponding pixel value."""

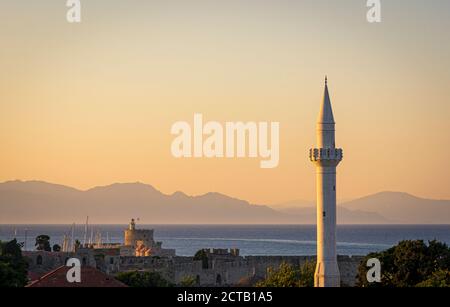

left=36, top=255, right=43, bottom=265
left=82, top=257, right=87, bottom=266
left=196, top=275, right=200, bottom=285
left=216, top=274, right=222, bottom=285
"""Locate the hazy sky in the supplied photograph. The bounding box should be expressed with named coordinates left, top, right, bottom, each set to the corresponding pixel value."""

left=1, top=0, right=449, bottom=204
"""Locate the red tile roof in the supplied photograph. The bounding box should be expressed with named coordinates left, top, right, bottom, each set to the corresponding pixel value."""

left=27, top=266, right=127, bottom=288
left=27, top=271, right=43, bottom=282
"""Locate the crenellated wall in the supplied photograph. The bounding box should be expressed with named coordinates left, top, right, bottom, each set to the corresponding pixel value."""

left=106, top=254, right=364, bottom=287
left=25, top=250, right=364, bottom=287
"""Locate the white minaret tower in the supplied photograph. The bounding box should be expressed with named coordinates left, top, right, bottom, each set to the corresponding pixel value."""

left=310, top=77, right=343, bottom=287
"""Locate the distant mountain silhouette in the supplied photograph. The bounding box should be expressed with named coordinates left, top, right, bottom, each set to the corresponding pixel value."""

left=0, top=181, right=290, bottom=224
left=340, top=192, right=450, bottom=224
left=0, top=181, right=449, bottom=224
left=271, top=192, right=450, bottom=224
left=271, top=205, right=391, bottom=224
left=268, top=199, right=390, bottom=224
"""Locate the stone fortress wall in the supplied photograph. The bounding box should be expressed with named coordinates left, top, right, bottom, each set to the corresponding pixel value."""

left=25, top=249, right=363, bottom=287
left=106, top=250, right=363, bottom=287
left=24, top=221, right=364, bottom=287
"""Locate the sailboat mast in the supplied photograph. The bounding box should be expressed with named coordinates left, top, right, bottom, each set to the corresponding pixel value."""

left=83, top=216, right=89, bottom=246
left=71, top=223, right=75, bottom=252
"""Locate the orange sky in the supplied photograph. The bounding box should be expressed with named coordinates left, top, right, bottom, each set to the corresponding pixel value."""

left=1, top=1, right=450, bottom=204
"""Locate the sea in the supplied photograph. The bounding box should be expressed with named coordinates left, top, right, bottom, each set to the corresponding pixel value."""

left=1, top=225, right=449, bottom=257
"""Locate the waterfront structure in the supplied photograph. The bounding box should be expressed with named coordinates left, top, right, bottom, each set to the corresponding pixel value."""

left=123, top=219, right=174, bottom=257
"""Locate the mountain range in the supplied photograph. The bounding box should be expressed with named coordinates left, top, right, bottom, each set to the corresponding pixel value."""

left=0, top=180, right=449, bottom=224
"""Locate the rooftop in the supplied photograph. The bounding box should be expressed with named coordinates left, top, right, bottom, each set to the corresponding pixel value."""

left=27, top=266, right=127, bottom=288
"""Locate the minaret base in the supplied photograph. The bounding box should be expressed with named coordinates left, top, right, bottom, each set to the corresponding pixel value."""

left=314, top=260, right=341, bottom=287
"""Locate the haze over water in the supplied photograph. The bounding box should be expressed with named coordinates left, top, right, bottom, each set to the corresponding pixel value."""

left=1, top=224, right=449, bottom=256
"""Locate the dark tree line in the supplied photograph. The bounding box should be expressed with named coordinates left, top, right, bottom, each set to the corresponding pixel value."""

left=356, top=240, right=450, bottom=287
left=0, top=239, right=28, bottom=287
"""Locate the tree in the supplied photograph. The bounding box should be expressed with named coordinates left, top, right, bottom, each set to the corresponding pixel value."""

left=0, top=239, right=28, bottom=287
left=193, top=249, right=209, bottom=269
left=116, top=271, right=173, bottom=287
left=356, top=240, right=450, bottom=287
left=35, top=235, right=51, bottom=252
left=52, top=244, right=61, bottom=252
left=256, top=261, right=316, bottom=287
left=416, top=269, right=450, bottom=287
left=297, top=260, right=316, bottom=287
left=179, top=275, right=197, bottom=287
left=74, top=240, right=81, bottom=250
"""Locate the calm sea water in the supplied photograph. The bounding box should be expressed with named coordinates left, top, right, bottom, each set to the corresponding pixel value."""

left=1, top=225, right=449, bottom=256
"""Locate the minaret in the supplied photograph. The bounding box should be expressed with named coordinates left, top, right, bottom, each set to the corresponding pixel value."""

left=310, top=77, right=343, bottom=287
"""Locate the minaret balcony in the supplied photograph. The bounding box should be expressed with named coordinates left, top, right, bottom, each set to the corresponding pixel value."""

left=310, top=148, right=343, bottom=162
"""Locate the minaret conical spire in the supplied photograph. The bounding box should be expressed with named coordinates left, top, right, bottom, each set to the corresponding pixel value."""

left=318, top=76, right=335, bottom=124
left=310, top=77, right=343, bottom=287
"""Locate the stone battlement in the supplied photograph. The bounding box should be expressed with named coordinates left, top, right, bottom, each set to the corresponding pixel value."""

left=24, top=250, right=364, bottom=287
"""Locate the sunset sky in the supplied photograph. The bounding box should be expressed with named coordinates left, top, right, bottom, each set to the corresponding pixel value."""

left=1, top=0, right=450, bottom=205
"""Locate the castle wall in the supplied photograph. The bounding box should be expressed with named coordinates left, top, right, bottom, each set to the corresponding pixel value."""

left=25, top=250, right=363, bottom=287
left=24, top=251, right=72, bottom=276
left=171, top=255, right=363, bottom=287
left=104, top=254, right=363, bottom=287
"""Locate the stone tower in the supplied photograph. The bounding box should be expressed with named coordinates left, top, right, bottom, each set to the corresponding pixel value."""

left=124, top=218, right=155, bottom=248
left=310, top=77, right=343, bottom=287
